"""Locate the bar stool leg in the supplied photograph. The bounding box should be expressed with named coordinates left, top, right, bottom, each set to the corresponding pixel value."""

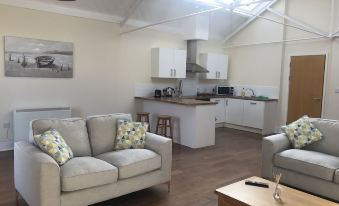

left=156, top=118, right=160, bottom=135
left=168, top=119, right=173, bottom=139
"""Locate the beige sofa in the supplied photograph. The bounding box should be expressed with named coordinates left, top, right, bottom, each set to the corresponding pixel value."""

left=14, top=113, right=172, bottom=206
left=262, top=118, right=339, bottom=201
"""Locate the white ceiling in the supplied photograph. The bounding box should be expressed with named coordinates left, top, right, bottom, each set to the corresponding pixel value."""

left=0, top=0, right=250, bottom=40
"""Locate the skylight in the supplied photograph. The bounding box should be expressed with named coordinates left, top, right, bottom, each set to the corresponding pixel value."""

left=194, top=0, right=272, bottom=16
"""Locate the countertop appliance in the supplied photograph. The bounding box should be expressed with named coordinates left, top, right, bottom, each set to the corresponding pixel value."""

left=163, top=87, right=175, bottom=97
left=154, top=89, right=162, bottom=98
left=215, top=86, right=234, bottom=96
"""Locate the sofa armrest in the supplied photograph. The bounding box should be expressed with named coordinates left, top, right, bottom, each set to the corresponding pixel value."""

left=145, top=133, right=172, bottom=180
left=261, top=133, right=291, bottom=180
left=14, top=141, right=61, bottom=206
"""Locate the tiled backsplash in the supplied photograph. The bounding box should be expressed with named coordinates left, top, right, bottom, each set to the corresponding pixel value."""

left=135, top=79, right=279, bottom=99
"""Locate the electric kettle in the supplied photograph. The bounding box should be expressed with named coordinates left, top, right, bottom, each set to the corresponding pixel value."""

left=162, top=87, right=175, bottom=97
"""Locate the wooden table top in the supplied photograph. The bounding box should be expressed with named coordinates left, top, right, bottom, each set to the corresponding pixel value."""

left=215, top=176, right=339, bottom=206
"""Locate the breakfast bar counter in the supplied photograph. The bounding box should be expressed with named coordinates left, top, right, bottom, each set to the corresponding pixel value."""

left=135, top=96, right=216, bottom=148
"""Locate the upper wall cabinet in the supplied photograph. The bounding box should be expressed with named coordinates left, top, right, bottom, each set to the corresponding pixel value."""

left=199, top=53, right=228, bottom=80
left=151, top=48, right=186, bottom=79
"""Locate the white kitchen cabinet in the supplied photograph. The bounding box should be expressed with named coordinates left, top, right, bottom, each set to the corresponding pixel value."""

left=211, top=98, right=226, bottom=123
left=151, top=48, right=186, bottom=78
left=224, top=98, right=277, bottom=134
left=225, top=98, right=243, bottom=126
left=199, top=53, right=228, bottom=80
left=243, top=100, right=265, bottom=129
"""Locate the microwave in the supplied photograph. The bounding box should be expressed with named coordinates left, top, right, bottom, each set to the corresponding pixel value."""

left=215, top=86, right=234, bottom=96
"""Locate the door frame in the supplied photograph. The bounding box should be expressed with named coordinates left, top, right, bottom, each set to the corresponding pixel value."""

left=285, top=52, right=328, bottom=123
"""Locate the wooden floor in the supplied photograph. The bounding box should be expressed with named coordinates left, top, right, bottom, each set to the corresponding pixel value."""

left=0, top=128, right=262, bottom=206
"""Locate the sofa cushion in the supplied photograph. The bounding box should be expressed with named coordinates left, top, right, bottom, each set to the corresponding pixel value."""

left=334, top=170, right=339, bottom=184
left=31, top=118, right=91, bottom=157
left=281, top=116, right=323, bottom=149
left=86, top=114, right=132, bottom=156
left=115, top=120, right=148, bottom=150
left=96, top=149, right=161, bottom=179
left=61, top=157, right=118, bottom=192
left=34, top=128, right=73, bottom=165
left=305, top=118, right=339, bottom=157
left=274, top=149, right=339, bottom=181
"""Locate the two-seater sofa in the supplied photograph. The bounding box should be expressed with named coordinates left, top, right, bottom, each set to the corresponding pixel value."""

left=14, top=113, right=172, bottom=206
left=262, top=118, right=339, bottom=201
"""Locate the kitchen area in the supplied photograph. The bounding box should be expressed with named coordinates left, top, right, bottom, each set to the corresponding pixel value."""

left=135, top=16, right=278, bottom=149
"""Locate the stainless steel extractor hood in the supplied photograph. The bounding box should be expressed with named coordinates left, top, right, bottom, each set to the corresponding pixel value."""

left=186, top=40, right=209, bottom=73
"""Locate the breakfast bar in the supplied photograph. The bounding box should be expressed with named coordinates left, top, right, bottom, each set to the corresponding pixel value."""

left=135, top=97, right=217, bottom=148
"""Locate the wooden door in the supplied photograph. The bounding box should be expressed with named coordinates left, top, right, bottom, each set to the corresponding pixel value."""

left=287, top=55, right=326, bottom=123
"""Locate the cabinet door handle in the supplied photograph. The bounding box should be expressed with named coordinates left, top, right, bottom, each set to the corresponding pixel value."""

left=216, top=71, right=218, bottom=78
left=250, top=102, right=257, bottom=105
left=174, top=69, right=176, bottom=77
left=171, top=69, right=173, bottom=77
left=218, top=71, right=220, bottom=78
left=226, top=99, right=228, bottom=106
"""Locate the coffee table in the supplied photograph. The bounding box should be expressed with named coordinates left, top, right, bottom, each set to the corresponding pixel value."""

left=215, top=176, right=339, bottom=206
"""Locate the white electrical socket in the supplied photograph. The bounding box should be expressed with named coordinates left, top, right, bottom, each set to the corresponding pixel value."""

left=335, top=88, right=339, bottom=93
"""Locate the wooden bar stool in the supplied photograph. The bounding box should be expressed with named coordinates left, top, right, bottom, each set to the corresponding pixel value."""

left=156, top=115, right=173, bottom=138
left=136, top=112, right=150, bottom=132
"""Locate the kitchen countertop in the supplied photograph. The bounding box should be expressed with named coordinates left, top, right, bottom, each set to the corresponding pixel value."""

left=187, top=95, right=278, bottom=102
left=135, top=96, right=218, bottom=106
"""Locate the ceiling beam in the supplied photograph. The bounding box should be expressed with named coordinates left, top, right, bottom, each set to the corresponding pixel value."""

left=120, top=6, right=224, bottom=35
left=266, top=8, right=329, bottom=38
left=120, top=0, right=144, bottom=27
left=223, top=0, right=278, bottom=43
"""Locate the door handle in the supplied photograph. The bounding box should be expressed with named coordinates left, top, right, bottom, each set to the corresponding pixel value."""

left=312, top=97, right=322, bottom=101
left=250, top=102, right=257, bottom=105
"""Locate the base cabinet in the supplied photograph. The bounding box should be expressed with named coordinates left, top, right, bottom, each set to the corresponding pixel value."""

left=243, top=101, right=265, bottom=129
left=211, top=98, right=226, bottom=123
left=223, top=98, right=277, bottom=135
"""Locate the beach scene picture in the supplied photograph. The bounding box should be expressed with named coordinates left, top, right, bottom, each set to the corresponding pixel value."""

left=4, top=36, right=73, bottom=78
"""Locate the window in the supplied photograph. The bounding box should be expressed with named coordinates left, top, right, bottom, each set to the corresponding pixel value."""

left=193, top=0, right=272, bottom=16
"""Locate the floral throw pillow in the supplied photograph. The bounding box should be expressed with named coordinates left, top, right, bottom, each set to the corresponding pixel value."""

left=34, top=128, right=73, bottom=165
left=115, top=120, right=148, bottom=150
left=281, top=116, right=323, bottom=149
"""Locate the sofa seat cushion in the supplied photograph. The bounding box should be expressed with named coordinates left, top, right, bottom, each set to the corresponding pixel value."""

left=274, top=149, right=339, bottom=181
left=97, top=149, right=161, bottom=179
left=61, top=157, right=118, bottom=192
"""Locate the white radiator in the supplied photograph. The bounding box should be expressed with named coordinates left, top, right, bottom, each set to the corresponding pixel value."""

left=13, top=107, right=72, bottom=143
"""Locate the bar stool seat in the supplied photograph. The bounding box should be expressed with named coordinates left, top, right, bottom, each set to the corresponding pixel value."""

left=136, top=112, right=150, bottom=132
left=156, top=115, right=173, bottom=138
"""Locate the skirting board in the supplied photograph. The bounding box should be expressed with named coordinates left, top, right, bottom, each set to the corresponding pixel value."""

left=0, top=140, right=14, bottom=151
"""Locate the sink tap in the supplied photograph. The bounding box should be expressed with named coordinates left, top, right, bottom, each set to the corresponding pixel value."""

left=246, top=88, right=256, bottom=97
left=177, top=80, right=183, bottom=98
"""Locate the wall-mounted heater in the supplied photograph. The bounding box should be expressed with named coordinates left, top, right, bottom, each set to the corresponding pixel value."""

left=13, top=107, right=71, bottom=143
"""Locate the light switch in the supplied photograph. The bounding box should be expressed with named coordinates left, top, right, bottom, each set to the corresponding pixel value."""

left=335, top=88, right=339, bottom=93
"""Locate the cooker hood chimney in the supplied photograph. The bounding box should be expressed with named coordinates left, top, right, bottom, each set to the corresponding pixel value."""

left=186, top=40, right=209, bottom=73
left=183, top=15, right=209, bottom=73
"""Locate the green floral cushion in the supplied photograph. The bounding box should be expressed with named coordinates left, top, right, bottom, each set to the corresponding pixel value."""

left=115, top=120, right=148, bottom=150
left=34, top=129, right=73, bottom=165
left=281, top=116, right=323, bottom=149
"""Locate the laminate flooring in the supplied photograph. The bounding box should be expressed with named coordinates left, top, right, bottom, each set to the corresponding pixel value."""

left=0, top=128, right=262, bottom=206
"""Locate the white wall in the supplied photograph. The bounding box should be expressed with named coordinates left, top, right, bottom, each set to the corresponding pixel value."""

left=225, top=0, right=339, bottom=125
left=0, top=4, right=225, bottom=145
